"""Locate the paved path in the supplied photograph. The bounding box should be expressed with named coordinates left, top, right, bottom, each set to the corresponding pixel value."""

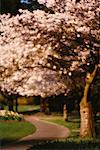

left=1, top=115, right=70, bottom=150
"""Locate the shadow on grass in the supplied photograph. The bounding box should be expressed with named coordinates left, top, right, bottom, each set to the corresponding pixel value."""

left=28, top=139, right=100, bottom=150
left=0, top=139, right=17, bottom=147
left=67, top=120, right=80, bottom=123
left=19, top=109, right=40, bottom=115
left=1, top=138, right=100, bottom=150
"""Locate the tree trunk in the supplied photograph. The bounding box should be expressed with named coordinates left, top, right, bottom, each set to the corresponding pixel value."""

left=40, top=99, right=46, bottom=112
left=8, top=99, right=14, bottom=111
left=40, top=99, right=50, bottom=115
left=15, top=98, right=18, bottom=112
left=80, top=65, right=97, bottom=138
left=80, top=101, right=95, bottom=138
left=63, top=104, right=68, bottom=121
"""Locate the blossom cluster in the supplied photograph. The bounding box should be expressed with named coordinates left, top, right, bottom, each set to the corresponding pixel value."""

left=0, top=0, right=99, bottom=97
left=0, top=110, right=23, bottom=121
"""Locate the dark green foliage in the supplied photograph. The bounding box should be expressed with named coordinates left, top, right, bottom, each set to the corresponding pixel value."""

left=0, top=0, right=54, bottom=15
left=0, top=0, right=20, bottom=14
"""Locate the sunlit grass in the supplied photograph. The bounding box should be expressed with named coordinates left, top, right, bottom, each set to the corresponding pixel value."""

left=4, top=105, right=40, bottom=112
left=0, top=121, right=36, bottom=146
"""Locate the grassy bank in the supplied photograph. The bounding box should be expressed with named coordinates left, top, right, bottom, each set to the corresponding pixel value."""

left=0, top=121, right=36, bottom=146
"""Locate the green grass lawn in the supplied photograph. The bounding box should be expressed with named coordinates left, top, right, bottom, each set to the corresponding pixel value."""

left=15, top=105, right=40, bottom=112
left=0, top=121, right=36, bottom=146
left=4, top=105, right=40, bottom=113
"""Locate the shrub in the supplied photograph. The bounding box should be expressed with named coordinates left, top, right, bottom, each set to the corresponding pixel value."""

left=0, top=110, right=23, bottom=121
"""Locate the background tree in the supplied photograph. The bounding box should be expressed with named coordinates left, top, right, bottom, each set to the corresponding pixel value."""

left=0, top=0, right=20, bottom=14
left=0, top=0, right=99, bottom=138
left=0, top=0, right=54, bottom=15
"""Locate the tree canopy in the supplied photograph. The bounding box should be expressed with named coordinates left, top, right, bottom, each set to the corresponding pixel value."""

left=0, top=0, right=99, bottom=97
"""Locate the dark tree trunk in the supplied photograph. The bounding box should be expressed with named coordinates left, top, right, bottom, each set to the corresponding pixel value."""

left=15, top=98, right=18, bottom=112
left=40, top=99, right=46, bottom=112
left=80, top=65, right=97, bottom=138
left=40, top=99, right=50, bottom=114
left=8, top=98, right=14, bottom=111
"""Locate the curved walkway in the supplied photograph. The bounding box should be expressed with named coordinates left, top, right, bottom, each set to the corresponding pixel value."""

left=1, top=115, right=70, bottom=150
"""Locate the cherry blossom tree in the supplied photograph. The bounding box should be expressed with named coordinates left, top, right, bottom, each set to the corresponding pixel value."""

left=0, top=0, right=99, bottom=137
